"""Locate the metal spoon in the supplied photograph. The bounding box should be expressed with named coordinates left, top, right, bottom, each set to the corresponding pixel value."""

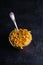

left=9, top=12, right=18, bottom=30
left=9, top=12, right=18, bottom=47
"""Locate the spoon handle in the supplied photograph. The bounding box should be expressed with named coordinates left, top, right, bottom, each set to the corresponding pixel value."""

left=9, top=12, right=18, bottom=30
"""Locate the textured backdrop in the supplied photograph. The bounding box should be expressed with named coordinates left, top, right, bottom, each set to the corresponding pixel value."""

left=0, top=0, right=43, bottom=65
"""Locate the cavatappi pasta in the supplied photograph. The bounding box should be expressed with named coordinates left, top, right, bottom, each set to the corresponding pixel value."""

left=9, top=28, right=32, bottom=49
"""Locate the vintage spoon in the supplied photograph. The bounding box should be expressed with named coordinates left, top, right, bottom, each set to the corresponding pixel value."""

left=9, top=12, right=18, bottom=47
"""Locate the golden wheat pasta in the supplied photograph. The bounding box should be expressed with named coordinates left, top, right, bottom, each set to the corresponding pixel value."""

left=9, top=28, right=32, bottom=49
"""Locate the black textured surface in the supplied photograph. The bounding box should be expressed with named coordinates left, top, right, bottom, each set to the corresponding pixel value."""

left=0, top=0, right=43, bottom=65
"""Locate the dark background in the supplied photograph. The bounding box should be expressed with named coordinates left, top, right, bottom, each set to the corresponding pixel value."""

left=0, top=0, right=43, bottom=65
